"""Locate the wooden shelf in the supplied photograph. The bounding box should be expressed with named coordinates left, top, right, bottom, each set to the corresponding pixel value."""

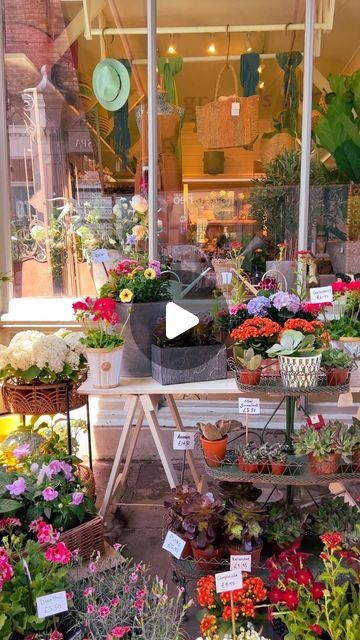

left=206, top=219, right=256, bottom=225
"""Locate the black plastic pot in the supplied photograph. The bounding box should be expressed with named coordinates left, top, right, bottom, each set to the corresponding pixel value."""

left=151, top=343, right=227, bottom=385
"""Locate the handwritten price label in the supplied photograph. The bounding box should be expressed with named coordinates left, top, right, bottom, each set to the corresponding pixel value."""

left=215, top=569, right=243, bottom=593
left=173, top=432, right=195, bottom=451
left=238, top=398, right=260, bottom=414
left=221, top=271, right=233, bottom=285
left=91, top=248, right=110, bottom=263
left=230, top=555, right=252, bottom=572
left=309, top=286, right=333, bottom=304
left=306, top=414, right=325, bottom=428
left=162, top=531, right=186, bottom=559
left=36, top=591, right=68, bottom=619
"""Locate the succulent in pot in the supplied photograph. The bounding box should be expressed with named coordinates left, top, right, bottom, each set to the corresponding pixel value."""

left=321, top=347, right=353, bottom=386
left=237, top=441, right=260, bottom=473
left=266, top=503, right=308, bottom=552
left=234, top=347, right=263, bottom=385
left=267, top=329, right=324, bottom=390
left=269, top=442, right=288, bottom=475
left=198, top=419, right=238, bottom=468
left=181, top=491, right=225, bottom=569
left=224, top=499, right=265, bottom=563
left=308, top=496, right=359, bottom=537
left=293, top=421, right=343, bottom=475
left=163, top=484, right=199, bottom=558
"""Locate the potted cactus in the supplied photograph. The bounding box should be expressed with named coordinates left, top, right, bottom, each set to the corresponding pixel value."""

left=237, top=442, right=260, bottom=473
left=224, top=500, right=264, bottom=563
left=321, top=347, right=353, bottom=386
left=294, top=421, right=343, bottom=475
left=267, top=329, right=324, bottom=389
left=234, top=347, right=263, bottom=385
left=197, top=420, right=236, bottom=467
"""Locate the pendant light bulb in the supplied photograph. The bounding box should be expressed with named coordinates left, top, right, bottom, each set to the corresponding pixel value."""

left=207, top=34, right=217, bottom=54
left=258, top=64, right=263, bottom=74
left=167, top=35, right=176, bottom=55
left=245, top=33, right=252, bottom=52
left=259, top=81, right=265, bottom=90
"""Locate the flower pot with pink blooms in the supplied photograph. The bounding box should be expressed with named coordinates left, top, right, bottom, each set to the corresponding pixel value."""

left=73, top=296, right=130, bottom=388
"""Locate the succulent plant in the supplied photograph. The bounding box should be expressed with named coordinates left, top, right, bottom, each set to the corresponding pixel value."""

left=197, top=419, right=241, bottom=441
left=181, top=491, right=224, bottom=550
left=309, top=496, right=359, bottom=536
left=266, top=503, right=308, bottom=548
left=224, top=505, right=264, bottom=549
left=321, top=348, right=354, bottom=369
left=294, top=420, right=358, bottom=459
left=237, top=441, right=288, bottom=463
left=267, top=329, right=321, bottom=358
left=163, top=484, right=200, bottom=535
left=269, top=442, right=289, bottom=463
left=234, top=347, right=262, bottom=371
left=237, top=442, right=261, bottom=463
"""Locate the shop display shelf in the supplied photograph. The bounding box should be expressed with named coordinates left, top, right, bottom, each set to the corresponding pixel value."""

left=233, top=373, right=350, bottom=396
left=170, top=555, right=269, bottom=583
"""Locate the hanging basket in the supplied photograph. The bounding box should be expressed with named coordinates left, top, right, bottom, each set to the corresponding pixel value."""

left=1, top=372, right=88, bottom=415
left=279, top=355, right=322, bottom=390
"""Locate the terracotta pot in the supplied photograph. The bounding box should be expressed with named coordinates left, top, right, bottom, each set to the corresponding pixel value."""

left=191, top=543, right=224, bottom=570
left=325, top=367, right=349, bottom=386
left=227, top=541, right=263, bottom=565
left=200, top=435, right=228, bottom=468
left=353, top=449, right=360, bottom=472
left=308, top=452, right=340, bottom=475
left=257, top=461, right=270, bottom=474
left=178, top=534, right=193, bottom=559
left=220, top=330, right=234, bottom=360
left=242, top=462, right=258, bottom=473
left=261, top=358, right=280, bottom=378
left=238, top=369, right=261, bottom=385
left=237, top=454, right=244, bottom=471
left=271, top=461, right=287, bottom=476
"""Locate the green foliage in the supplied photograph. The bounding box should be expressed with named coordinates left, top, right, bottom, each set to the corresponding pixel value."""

left=328, top=316, right=360, bottom=339
left=234, top=347, right=262, bottom=371
left=321, top=348, right=353, bottom=369
left=309, top=496, right=359, bottom=536
left=82, top=330, right=125, bottom=350
left=100, top=269, right=171, bottom=303
left=267, top=330, right=320, bottom=357
left=266, top=503, right=308, bottom=548
left=294, top=420, right=353, bottom=458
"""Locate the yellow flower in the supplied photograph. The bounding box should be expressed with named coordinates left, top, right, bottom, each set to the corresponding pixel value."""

left=144, top=268, right=156, bottom=280
left=119, top=288, right=133, bottom=303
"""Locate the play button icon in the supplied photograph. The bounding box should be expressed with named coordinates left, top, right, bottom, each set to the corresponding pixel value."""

left=165, top=302, right=199, bottom=340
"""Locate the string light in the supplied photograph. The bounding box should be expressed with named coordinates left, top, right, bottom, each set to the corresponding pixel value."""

left=167, top=35, right=176, bottom=55
left=207, top=34, right=217, bottom=54
left=245, top=33, right=252, bottom=52
left=259, top=81, right=265, bottom=89
left=258, top=63, right=264, bottom=74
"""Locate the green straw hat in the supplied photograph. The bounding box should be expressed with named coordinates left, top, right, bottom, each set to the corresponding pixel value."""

left=92, top=58, right=130, bottom=111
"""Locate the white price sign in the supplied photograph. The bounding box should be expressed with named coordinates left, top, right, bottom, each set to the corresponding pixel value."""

left=36, top=591, right=68, bottom=619
left=215, top=569, right=243, bottom=593
left=238, top=398, right=260, bottom=414
left=309, top=286, right=333, bottom=304
left=221, top=271, right=233, bottom=285
left=91, top=248, right=110, bottom=263
left=173, top=432, right=195, bottom=450
left=230, top=555, right=252, bottom=572
left=162, top=531, right=186, bottom=559
left=231, top=102, right=240, bottom=116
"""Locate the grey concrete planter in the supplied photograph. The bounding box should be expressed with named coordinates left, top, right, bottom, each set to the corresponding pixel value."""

left=151, top=343, right=227, bottom=385
left=116, top=301, right=167, bottom=377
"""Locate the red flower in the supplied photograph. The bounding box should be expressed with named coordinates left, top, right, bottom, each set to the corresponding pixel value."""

left=230, top=241, right=242, bottom=250
left=295, top=568, right=313, bottom=586
left=282, top=588, right=299, bottom=610
left=309, top=624, right=322, bottom=636
left=320, top=532, right=342, bottom=549
left=284, top=566, right=297, bottom=583
left=73, top=300, right=90, bottom=312
left=269, top=586, right=284, bottom=604
left=310, top=582, right=325, bottom=601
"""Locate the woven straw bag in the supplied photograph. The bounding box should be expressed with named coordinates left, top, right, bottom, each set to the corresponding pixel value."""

left=260, top=131, right=296, bottom=165
left=196, top=64, right=259, bottom=149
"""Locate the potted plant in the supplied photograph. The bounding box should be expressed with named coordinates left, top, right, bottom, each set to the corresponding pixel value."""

left=0, top=330, right=87, bottom=415
left=234, top=347, right=263, bottom=385
left=163, top=484, right=199, bottom=558
left=198, top=420, right=235, bottom=467
left=266, top=503, right=308, bottom=552
left=267, top=329, right=324, bottom=389
left=73, top=296, right=129, bottom=389
left=293, top=421, right=343, bottom=475
left=151, top=313, right=227, bottom=385
left=269, top=442, right=288, bottom=475
left=224, top=500, right=264, bottom=563
left=237, top=442, right=260, bottom=473
left=100, top=258, right=171, bottom=377
left=231, top=317, right=282, bottom=358
left=181, top=491, right=225, bottom=569
left=308, top=496, right=359, bottom=537
left=321, top=347, right=353, bottom=385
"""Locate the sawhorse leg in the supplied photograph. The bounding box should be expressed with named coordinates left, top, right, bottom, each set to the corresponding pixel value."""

left=140, top=393, right=179, bottom=489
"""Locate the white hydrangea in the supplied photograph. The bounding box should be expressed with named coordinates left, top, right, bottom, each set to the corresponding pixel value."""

left=0, top=345, right=9, bottom=370
left=65, top=350, right=80, bottom=370
left=54, top=328, right=71, bottom=339
left=32, top=335, right=68, bottom=374
left=63, top=331, right=87, bottom=355
left=7, top=330, right=45, bottom=370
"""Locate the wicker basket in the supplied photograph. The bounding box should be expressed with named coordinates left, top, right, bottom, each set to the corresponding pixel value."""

left=59, top=514, right=104, bottom=560
left=260, top=132, right=296, bottom=165
left=1, top=373, right=88, bottom=415
left=76, top=464, right=96, bottom=502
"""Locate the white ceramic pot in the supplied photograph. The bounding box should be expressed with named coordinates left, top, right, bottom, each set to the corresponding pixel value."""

left=86, top=345, right=123, bottom=389
left=279, top=354, right=322, bottom=390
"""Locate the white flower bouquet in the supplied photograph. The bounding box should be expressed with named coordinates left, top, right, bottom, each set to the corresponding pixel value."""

left=0, top=329, right=87, bottom=384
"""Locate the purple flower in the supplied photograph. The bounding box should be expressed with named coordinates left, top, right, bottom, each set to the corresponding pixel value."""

left=72, top=492, right=84, bottom=506
left=149, top=260, right=161, bottom=276
left=13, top=444, right=31, bottom=459
left=271, top=291, right=301, bottom=313
left=42, top=487, right=59, bottom=502
left=48, top=460, right=62, bottom=475
left=30, top=463, right=39, bottom=474
left=247, top=296, right=271, bottom=317
left=6, top=477, right=26, bottom=496
left=60, top=461, right=74, bottom=481
left=126, top=234, right=137, bottom=246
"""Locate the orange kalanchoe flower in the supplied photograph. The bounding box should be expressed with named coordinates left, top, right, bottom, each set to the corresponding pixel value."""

left=230, top=317, right=281, bottom=341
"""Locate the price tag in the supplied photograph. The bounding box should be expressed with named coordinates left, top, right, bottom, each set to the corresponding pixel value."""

left=231, top=102, right=240, bottom=116
left=238, top=398, right=260, bottom=414
left=309, top=286, right=333, bottom=304
left=306, top=414, right=325, bottom=429
left=215, top=569, right=243, bottom=593
left=230, top=554, right=252, bottom=572
left=221, top=271, right=233, bottom=285
left=91, top=248, right=110, bottom=263
left=162, top=531, right=186, bottom=559
left=173, top=432, right=195, bottom=450
left=36, top=591, right=68, bottom=619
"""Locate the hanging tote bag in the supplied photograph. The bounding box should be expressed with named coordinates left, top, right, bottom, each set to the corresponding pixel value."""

left=196, top=64, right=259, bottom=149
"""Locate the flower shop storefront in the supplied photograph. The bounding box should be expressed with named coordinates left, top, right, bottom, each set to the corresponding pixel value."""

left=0, top=1, right=359, bottom=640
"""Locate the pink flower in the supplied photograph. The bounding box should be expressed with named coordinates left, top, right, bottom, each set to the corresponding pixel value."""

left=0, top=518, right=21, bottom=530
left=87, top=604, right=95, bottom=614
left=123, top=584, right=130, bottom=593
left=13, top=443, right=31, bottom=459
left=111, top=627, right=131, bottom=638
left=49, top=632, right=63, bottom=640
left=136, top=589, right=145, bottom=599
left=45, top=542, right=71, bottom=565
left=6, top=477, right=26, bottom=496
left=83, top=586, right=95, bottom=597
left=113, top=543, right=121, bottom=551
left=42, top=487, right=59, bottom=502
left=98, top=605, right=111, bottom=618
left=66, top=591, right=74, bottom=600
left=134, top=599, right=143, bottom=610
left=88, top=561, right=97, bottom=573
left=130, top=572, right=138, bottom=582
left=111, top=597, right=119, bottom=606
left=72, top=492, right=84, bottom=506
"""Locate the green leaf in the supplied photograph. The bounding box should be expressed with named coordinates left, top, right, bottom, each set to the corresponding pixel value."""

left=0, top=498, right=21, bottom=513
left=334, top=139, right=360, bottom=182
left=19, top=365, right=41, bottom=382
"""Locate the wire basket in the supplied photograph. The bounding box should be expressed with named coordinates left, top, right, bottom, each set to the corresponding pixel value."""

left=2, top=372, right=88, bottom=415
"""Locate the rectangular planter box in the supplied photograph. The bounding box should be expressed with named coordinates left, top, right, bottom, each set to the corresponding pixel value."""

left=151, top=343, right=227, bottom=385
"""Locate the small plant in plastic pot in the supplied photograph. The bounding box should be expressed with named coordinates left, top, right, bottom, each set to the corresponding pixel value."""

left=293, top=421, right=344, bottom=475
left=269, top=442, right=288, bottom=475
left=267, top=329, right=323, bottom=389
left=234, top=347, right=263, bottom=385
left=321, top=347, right=353, bottom=386
left=73, top=297, right=129, bottom=388
left=224, top=500, right=264, bottom=563
left=198, top=420, right=236, bottom=467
